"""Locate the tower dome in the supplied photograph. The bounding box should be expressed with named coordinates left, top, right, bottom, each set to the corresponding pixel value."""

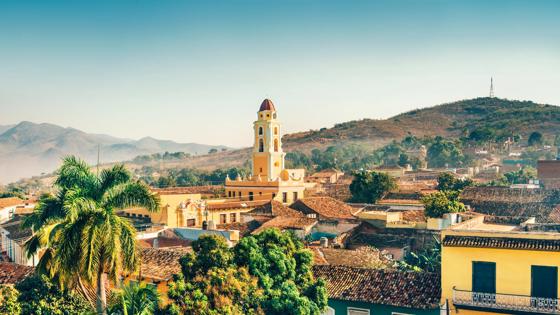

left=259, top=99, right=276, bottom=112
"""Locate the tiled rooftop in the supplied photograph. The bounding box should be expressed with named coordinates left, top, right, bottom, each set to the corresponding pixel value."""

left=247, top=200, right=303, bottom=217
left=0, top=197, right=24, bottom=209
left=0, top=262, right=34, bottom=285
left=252, top=216, right=317, bottom=235
left=140, top=247, right=190, bottom=281
left=443, top=235, right=560, bottom=251
left=0, top=218, right=32, bottom=245
left=310, top=246, right=385, bottom=268
left=290, top=197, right=357, bottom=220
left=313, top=265, right=440, bottom=309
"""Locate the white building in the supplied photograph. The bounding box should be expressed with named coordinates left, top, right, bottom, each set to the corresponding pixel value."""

left=0, top=218, right=38, bottom=266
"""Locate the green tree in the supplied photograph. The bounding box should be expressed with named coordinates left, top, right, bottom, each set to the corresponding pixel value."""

left=503, top=166, right=538, bottom=184
left=436, top=173, right=474, bottom=192
left=0, top=285, right=21, bottom=314
left=167, top=231, right=327, bottom=315
left=422, top=191, right=466, bottom=218
left=427, top=137, right=465, bottom=168
left=15, top=274, right=92, bottom=315
left=108, top=281, right=161, bottom=315
left=398, top=237, right=441, bottom=273
left=528, top=131, right=543, bottom=147
left=349, top=171, right=397, bottom=203
left=24, top=156, right=160, bottom=315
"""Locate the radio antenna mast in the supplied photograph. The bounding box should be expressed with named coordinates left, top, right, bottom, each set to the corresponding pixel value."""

left=489, top=77, right=495, bottom=98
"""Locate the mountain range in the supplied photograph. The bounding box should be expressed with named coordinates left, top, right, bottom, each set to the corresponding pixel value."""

left=3, top=97, right=560, bottom=184
left=127, top=97, right=560, bottom=172
left=0, top=122, right=229, bottom=184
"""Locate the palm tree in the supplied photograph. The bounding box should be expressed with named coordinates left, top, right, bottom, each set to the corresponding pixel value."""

left=24, top=156, right=160, bottom=315
left=108, top=281, right=160, bottom=315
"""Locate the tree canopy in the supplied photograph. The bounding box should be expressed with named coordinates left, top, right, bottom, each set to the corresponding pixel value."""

left=349, top=170, right=397, bottom=203
left=24, top=156, right=160, bottom=314
left=166, top=230, right=327, bottom=315
left=436, top=173, right=474, bottom=192
left=422, top=191, right=467, bottom=218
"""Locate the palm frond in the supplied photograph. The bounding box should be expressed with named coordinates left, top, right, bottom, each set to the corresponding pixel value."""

left=99, top=164, right=132, bottom=196
left=102, top=182, right=160, bottom=212
left=55, top=156, right=98, bottom=194
left=22, top=193, right=64, bottom=231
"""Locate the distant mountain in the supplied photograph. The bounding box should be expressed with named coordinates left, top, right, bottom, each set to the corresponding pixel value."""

left=0, top=124, right=15, bottom=135
left=283, top=97, right=560, bottom=150
left=0, top=121, right=229, bottom=184
left=152, top=97, right=560, bottom=171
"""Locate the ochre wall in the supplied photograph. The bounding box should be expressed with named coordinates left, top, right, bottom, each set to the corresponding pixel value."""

left=441, top=245, right=560, bottom=314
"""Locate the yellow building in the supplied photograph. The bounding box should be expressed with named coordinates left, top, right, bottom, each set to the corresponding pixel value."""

left=225, top=99, right=306, bottom=204
left=441, top=215, right=560, bottom=315
left=122, top=189, right=202, bottom=228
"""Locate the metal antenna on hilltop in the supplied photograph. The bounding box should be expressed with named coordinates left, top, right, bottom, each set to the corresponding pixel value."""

left=489, top=77, right=495, bottom=98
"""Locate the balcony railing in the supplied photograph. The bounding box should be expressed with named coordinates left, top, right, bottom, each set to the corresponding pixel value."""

left=453, top=287, right=560, bottom=314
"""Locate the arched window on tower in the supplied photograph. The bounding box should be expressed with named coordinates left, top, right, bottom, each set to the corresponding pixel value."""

left=274, top=127, right=278, bottom=135
left=274, top=139, right=279, bottom=152
left=258, top=126, right=263, bottom=135
left=259, top=139, right=264, bottom=152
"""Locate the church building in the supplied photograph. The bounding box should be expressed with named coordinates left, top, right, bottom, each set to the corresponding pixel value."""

left=225, top=99, right=306, bottom=204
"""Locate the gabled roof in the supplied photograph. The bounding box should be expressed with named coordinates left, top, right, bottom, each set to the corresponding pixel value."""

left=247, top=200, right=303, bottom=217
left=0, top=197, right=24, bottom=209
left=313, top=265, right=440, bottom=309
left=0, top=218, right=32, bottom=245
left=290, top=197, right=357, bottom=220
left=0, top=262, right=34, bottom=285
left=140, top=247, right=191, bottom=281
left=252, top=216, right=317, bottom=235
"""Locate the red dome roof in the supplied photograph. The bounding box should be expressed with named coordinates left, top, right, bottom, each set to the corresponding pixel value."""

left=259, top=99, right=276, bottom=111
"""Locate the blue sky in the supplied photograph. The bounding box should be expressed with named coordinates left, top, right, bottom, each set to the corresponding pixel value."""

left=1, top=0, right=559, bottom=147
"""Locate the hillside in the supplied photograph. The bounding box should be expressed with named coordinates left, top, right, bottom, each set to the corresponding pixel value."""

left=284, top=97, right=560, bottom=150
left=118, top=97, right=560, bottom=174
left=0, top=121, right=229, bottom=183
left=6, top=97, right=560, bottom=185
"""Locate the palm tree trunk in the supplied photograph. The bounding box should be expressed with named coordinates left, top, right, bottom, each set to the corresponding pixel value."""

left=96, top=270, right=108, bottom=315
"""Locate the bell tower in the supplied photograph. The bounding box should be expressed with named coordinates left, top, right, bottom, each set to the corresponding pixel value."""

left=252, top=99, right=285, bottom=180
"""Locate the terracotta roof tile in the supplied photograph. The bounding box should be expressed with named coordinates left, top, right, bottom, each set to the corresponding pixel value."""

left=0, top=197, right=24, bottom=209
left=248, top=200, right=303, bottom=217
left=442, top=235, right=560, bottom=251
left=140, top=247, right=191, bottom=281
left=252, top=216, right=317, bottom=234
left=310, top=247, right=385, bottom=268
left=290, top=197, right=357, bottom=220
left=313, top=265, right=440, bottom=309
left=0, top=262, right=34, bottom=285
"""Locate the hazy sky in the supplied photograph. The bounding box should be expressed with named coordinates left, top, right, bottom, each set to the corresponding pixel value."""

left=1, top=0, right=559, bottom=147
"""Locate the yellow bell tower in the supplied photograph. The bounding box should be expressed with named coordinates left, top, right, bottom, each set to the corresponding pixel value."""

left=252, top=99, right=285, bottom=180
